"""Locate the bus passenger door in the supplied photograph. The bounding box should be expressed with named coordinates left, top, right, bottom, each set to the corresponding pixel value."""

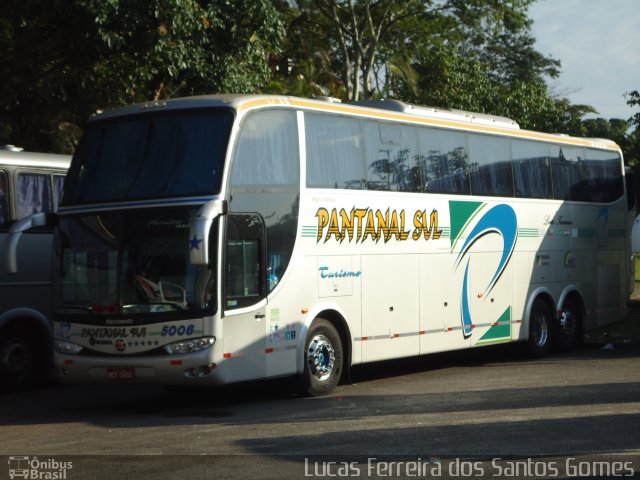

left=221, top=213, right=267, bottom=383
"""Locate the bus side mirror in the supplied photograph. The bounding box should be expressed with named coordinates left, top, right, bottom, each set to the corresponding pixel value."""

left=5, top=212, right=57, bottom=273
left=190, top=199, right=227, bottom=266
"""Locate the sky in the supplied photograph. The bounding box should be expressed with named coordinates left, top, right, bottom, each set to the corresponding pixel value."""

left=528, top=0, right=640, bottom=121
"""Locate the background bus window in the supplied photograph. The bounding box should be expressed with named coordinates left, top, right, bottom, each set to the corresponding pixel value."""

left=17, top=172, right=54, bottom=219
left=53, top=174, right=65, bottom=209
left=0, top=171, right=8, bottom=224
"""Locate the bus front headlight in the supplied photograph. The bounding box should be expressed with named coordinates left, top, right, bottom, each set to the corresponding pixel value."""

left=54, top=340, right=83, bottom=355
left=164, top=337, right=216, bottom=355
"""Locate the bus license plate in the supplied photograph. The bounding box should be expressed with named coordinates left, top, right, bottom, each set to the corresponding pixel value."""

left=107, top=368, right=135, bottom=381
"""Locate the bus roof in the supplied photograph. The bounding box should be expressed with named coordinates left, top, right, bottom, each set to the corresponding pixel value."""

left=0, top=149, right=71, bottom=170
left=90, top=94, right=621, bottom=152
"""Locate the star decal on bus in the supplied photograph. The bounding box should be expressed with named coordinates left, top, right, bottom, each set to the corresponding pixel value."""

left=189, top=234, right=203, bottom=251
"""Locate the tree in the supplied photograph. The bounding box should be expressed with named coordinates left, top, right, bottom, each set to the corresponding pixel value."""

left=627, top=91, right=640, bottom=129
left=278, top=0, right=561, bottom=103
left=625, top=90, right=640, bottom=166
left=0, top=0, right=286, bottom=153
left=266, top=1, right=343, bottom=97
left=274, top=0, right=577, bottom=136
left=282, top=0, right=441, bottom=100
left=583, top=118, right=630, bottom=148
left=0, top=0, right=97, bottom=152
left=91, top=0, right=285, bottom=103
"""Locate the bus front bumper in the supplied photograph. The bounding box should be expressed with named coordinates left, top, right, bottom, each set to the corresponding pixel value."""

left=54, top=349, right=224, bottom=386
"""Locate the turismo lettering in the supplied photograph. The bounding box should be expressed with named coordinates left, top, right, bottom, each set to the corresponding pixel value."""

left=316, top=207, right=442, bottom=243
left=319, top=266, right=361, bottom=278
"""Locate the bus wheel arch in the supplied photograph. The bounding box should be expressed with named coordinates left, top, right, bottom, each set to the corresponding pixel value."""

left=300, top=311, right=350, bottom=396
left=554, top=291, right=584, bottom=352
left=525, top=293, right=555, bottom=358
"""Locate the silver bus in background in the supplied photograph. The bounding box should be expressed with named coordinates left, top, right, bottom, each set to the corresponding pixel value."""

left=0, top=146, right=70, bottom=391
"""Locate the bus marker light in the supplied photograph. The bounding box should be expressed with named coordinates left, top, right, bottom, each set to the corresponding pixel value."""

left=170, top=360, right=183, bottom=366
left=301, top=308, right=309, bottom=314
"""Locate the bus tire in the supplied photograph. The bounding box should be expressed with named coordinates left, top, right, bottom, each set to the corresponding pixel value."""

left=554, top=296, right=581, bottom=352
left=0, top=326, right=40, bottom=392
left=301, top=318, right=343, bottom=396
left=527, top=298, right=553, bottom=358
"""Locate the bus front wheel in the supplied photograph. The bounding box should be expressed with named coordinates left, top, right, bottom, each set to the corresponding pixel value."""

left=301, top=319, right=343, bottom=396
left=527, top=299, right=553, bottom=358
left=0, top=327, right=40, bottom=391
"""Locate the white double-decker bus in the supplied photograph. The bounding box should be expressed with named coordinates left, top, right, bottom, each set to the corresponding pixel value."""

left=10, top=95, right=631, bottom=395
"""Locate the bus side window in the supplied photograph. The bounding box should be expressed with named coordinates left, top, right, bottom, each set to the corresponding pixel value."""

left=224, top=213, right=267, bottom=310
left=53, top=174, right=65, bottom=210
left=17, top=172, right=54, bottom=219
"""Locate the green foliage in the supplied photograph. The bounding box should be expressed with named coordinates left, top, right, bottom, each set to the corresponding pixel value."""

left=393, top=44, right=592, bottom=135
left=623, top=91, right=640, bottom=166
left=87, top=0, right=285, bottom=101
left=0, top=0, right=285, bottom=152
left=628, top=91, right=640, bottom=128
left=0, top=0, right=637, bottom=160
left=0, top=0, right=97, bottom=152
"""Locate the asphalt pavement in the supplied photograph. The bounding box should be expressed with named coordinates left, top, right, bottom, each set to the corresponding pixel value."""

left=583, top=290, right=640, bottom=347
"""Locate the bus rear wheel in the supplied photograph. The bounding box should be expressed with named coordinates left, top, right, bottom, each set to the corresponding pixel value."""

left=301, top=319, right=343, bottom=396
left=527, top=298, right=553, bottom=358
left=554, top=297, right=581, bottom=352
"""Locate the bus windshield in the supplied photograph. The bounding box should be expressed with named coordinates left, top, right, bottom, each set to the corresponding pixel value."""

left=62, top=109, right=234, bottom=205
left=53, top=208, right=216, bottom=317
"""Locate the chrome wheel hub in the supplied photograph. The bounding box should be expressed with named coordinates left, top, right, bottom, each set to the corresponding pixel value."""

left=307, top=334, right=336, bottom=382
left=532, top=313, right=549, bottom=348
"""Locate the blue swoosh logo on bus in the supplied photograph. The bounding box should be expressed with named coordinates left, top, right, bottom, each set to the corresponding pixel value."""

left=456, top=204, right=518, bottom=337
